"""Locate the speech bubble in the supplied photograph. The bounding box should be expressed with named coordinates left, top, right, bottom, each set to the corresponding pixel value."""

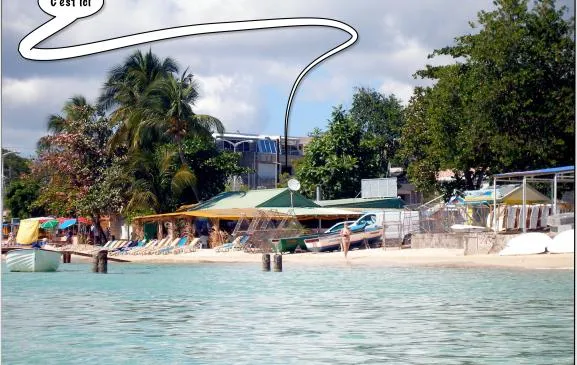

left=38, top=0, right=104, bottom=19
left=20, top=3, right=358, bottom=162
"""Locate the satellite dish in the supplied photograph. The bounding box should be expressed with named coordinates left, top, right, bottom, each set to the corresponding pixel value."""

left=287, top=178, right=301, bottom=192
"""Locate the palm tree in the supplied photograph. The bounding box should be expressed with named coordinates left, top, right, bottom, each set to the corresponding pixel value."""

left=145, top=69, right=225, bottom=165
left=38, top=95, right=96, bottom=152
left=98, top=49, right=179, bottom=150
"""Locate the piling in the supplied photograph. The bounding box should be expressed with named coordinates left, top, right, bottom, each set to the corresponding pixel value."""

left=92, top=250, right=108, bottom=273
left=62, top=251, right=72, bottom=264
left=273, top=254, right=282, bottom=272
left=262, top=253, right=271, bottom=271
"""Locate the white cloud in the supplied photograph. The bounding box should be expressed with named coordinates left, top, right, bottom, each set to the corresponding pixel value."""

left=378, top=79, right=414, bottom=105
left=194, top=74, right=265, bottom=133
left=2, top=0, right=573, bottom=156
left=3, top=77, right=102, bottom=109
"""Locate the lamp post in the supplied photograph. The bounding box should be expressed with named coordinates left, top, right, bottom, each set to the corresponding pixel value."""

left=216, top=138, right=254, bottom=191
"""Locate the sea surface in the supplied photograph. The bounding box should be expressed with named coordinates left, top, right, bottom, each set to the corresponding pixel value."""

left=2, top=261, right=574, bottom=365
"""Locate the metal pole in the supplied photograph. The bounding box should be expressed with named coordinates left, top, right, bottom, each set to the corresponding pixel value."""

left=522, top=176, right=527, bottom=233
left=553, top=174, right=558, bottom=215
left=276, top=138, right=280, bottom=188
left=493, top=177, right=497, bottom=233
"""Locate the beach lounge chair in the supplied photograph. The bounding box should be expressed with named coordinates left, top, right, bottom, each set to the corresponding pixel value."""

left=139, top=237, right=171, bottom=255
left=152, top=237, right=181, bottom=255
left=128, top=239, right=157, bottom=255
left=112, top=239, right=147, bottom=255
left=215, top=235, right=249, bottom=252
left=158, top=236, right=188, bottom=255
left=174, top=237, right=200, bottom=254
left=109, top=240, right=140, bottom=255
left=140, top=237, right=172, bottom=255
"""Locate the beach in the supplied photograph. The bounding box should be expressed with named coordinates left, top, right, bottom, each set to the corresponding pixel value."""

left=45, top=246, right=575, bottom=270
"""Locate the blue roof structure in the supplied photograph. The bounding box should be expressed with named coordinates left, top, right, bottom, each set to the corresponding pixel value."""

left=494, top=166, right=574, bottom=178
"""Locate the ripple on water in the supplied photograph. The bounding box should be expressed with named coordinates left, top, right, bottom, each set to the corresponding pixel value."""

left=1, top=263, right=574, bottom=365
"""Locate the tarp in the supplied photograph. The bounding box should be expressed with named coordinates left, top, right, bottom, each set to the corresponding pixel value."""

left=16, top=218, right=40, bottom=244
left=135, top=207, right=361, bottom=222
left=59, top=219, right=77, bottom=229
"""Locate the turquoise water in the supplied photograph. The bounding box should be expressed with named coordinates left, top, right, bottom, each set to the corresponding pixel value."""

left=2, top=262, right=574, bottom=364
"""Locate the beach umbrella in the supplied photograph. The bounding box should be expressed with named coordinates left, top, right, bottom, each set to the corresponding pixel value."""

left=59, top=218, right=77, bottom=230
left=78, top=217, right=91, bottom=225
left=40, top=219, right=59, bottom=230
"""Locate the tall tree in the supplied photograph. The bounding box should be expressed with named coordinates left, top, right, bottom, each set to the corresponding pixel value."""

left=99, top=49, right=179, bottom=150
left=296, top=107, right=372, bottom=199
left=401, top=0, right=574, bottom=193
left=349, top=87, right=404, bottom=174
left=33, top=96, right=121, bottom=244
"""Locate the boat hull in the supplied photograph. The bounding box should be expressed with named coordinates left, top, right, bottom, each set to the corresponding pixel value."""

left=6, top=249, right=61, bottom=272
left=271, top=234, right=317, bottom=253
left=304, top=230, right=369, bottom=253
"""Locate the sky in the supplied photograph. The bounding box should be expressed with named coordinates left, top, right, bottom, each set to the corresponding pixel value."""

left=2, top=0, right=574, bottom=157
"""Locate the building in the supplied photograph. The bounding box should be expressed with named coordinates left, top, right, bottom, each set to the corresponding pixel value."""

left=213, top=132, right=310, bottom=189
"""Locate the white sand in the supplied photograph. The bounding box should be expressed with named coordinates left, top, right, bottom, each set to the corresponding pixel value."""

left=105, top=248, right=574, bottom=270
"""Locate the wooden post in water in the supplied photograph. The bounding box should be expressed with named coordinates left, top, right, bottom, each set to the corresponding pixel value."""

left=62, top=251, right=71, bottom=264
left=273, top=254, right=282, bottom=272
left=92, top=250, right=108, bottom=273
left=262, top=253, right=271, bottom=271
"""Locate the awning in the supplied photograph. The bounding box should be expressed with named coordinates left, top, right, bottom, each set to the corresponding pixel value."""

left=134, top=207, right=362, bottom=222
left=135, top=208, right=291, bottom=222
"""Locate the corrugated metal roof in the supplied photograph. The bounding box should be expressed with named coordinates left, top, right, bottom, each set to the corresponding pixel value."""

left=191, top=188, right=319, bottom=210
left=495, top=166, right=574, bottom=178
left=261, top=207, right=362, bottom=220
left=316, top=197, right=405, bottom=209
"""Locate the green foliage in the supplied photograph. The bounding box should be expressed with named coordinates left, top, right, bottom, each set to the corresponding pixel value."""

left=401, top=0, right=574, bottom=193
left=349, top=87, right=404, bottom=170
left=4, top=178, right=45, bottom=219
left=296, top=88, right=405, bottom=200
left=182, top=136, right=250, bottom=201
left=296, top=107, right=371, bottom=199
left=2, top=149, right=30, bottom=188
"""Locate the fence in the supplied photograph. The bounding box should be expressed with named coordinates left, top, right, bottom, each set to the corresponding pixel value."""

left=416, top=202, right=574, bottom=234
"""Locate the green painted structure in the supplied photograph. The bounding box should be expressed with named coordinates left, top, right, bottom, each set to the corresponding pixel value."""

left=316, top=197, right=405, bottom=209
left=190, top=188, right=320, bottom=211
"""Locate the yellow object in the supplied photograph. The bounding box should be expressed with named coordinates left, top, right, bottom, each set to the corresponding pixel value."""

left=15, top=219, right=40, bottom=245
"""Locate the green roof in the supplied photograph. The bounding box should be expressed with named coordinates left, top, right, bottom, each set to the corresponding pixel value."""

left=316, top=197, right=405, bottom=209
left=191, top=188, right=319, bottom=210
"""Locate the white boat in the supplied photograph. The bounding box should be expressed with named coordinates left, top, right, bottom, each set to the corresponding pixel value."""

left=499, top=232, right=551, bottom=256
left=304, top=230, right=366, bottom=253
left=547, top=230, right=575, bottom=254
left=6, top=248, right=61, bottom=272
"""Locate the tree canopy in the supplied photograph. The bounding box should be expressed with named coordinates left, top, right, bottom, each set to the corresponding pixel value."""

left=400, top=0, right=575, bottom=194
left=296, top=88, right=405, bottom=200
left=6, top=50, right=242, bottom=226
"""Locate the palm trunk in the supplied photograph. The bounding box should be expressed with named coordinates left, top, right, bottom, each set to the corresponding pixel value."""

left=177, top=138, right=200, bottom=203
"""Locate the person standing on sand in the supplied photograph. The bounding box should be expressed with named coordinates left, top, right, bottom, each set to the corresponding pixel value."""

left=340, top=223, right=351, bottom=258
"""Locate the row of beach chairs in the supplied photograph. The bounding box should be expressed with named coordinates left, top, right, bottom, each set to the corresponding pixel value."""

left=103, top=236, right=200, bottom=256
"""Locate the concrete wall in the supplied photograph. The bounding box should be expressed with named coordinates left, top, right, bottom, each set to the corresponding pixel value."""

left=411, top=232, right=523, bottom=255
